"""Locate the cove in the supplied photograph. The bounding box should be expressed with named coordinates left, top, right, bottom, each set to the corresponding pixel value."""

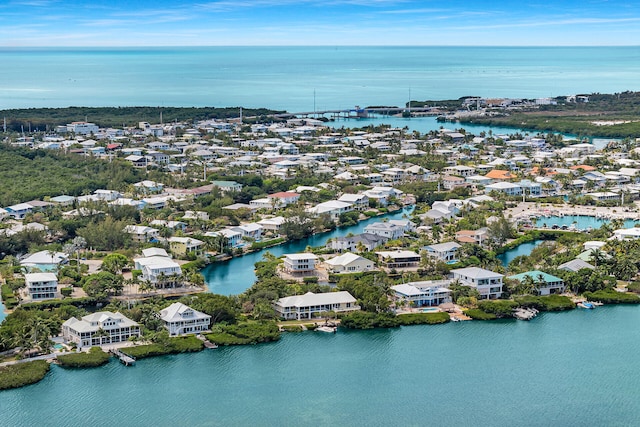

left=202, top=207, right=414, bottom=295
left=3, top=305, right=640, bottom=426
left=497, top=240, right=544, bottom=267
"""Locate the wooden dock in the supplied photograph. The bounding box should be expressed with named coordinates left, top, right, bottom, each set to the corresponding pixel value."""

left=110, top=349, right=136, bottom=366
left=196, top=334, right=218, bottom=349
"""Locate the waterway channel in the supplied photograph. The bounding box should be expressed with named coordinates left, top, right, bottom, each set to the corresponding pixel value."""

left=202, top=207, right=414, bottom=295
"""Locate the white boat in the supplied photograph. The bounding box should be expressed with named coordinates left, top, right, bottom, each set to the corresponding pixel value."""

left=316, top=325, right=337, bottom=333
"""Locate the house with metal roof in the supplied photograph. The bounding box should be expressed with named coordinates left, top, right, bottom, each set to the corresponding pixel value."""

left=273, top=291, right=360, bottom=320
left=507, top=270, right=566, bottom=295
left=451, top=267, right=504, bottom=299
left=159, top=302, right=211, bottom=336
left=62, top=311, right=141, bottom=349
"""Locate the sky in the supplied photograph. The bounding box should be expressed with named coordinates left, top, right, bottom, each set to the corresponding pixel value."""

left=1, top=0, right=640, bottom=46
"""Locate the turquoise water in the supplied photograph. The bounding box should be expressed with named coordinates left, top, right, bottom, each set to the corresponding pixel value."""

left=535, top=215, right=639, bottom=230
left=202, top=207, right=413, bottom=295
left=3, top=305, right=640, bottom=426
left=2, top=46, right=640, bottom=112
left=497, top=240, right=544, bottom=267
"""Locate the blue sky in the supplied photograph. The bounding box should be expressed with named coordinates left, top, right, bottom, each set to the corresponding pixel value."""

left=1, top=0, right=639, bottom=46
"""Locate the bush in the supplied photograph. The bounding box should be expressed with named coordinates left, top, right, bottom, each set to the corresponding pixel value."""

left=57, top=347, right=110, bottom=368
left=339, top=311, right=400, bottom=329
left=0, top=360, right=50, bottom=390
left=281, top=325, right=304, bottom=332
left=205, top=321, right=281, bottom=346
left=626, top=281, right=640, bottom=293
left=515, top=295, right=575, bottom=311
left=583, top=290, right=640, bottom=304
left=477, top=300, right=519, bottom=318
left=123, top=336, right=204, bottom=359
left=250, top=238, right=285, bottom=250
left=397, top=312, right=450, bottom=325
left=464, top=309, right=497, bottom=320
left=1, top=284, right=18, bottom=309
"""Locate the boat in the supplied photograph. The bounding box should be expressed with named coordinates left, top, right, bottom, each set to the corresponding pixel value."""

left=578, top=302, right=595, bottom=309
left=316, top=325, right=337, bottom=333
left=513, top=307, right=538, bottom=320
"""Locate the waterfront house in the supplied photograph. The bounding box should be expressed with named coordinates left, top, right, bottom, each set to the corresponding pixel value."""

left=168, top=237, right=205, bottom=257
left=338, top=193, right=369, bottom=211
left=207, top=229, right=243, bottom=248
left=62, top=311, right=141, bottom=349
left=257, top=216, right=286, bottom=233
left=282, top=253, right=319, bottom=275
left=613, top=227, right=640, bottom=240
left=363, top=222, right=405, bottom=240
left=307, top=200, right=353, bottom=220
left=273, top=291, right=360, bottom=320
left=507, top=270, right=566, bottom=295
left=324, top=252, right=375, bottom=274
left=211, top=180, right=243, bottom=193
left=451, top=267, right=504, bottom=299
left=375, top=250, right=421, bottom=269
left=423, top=242, right=462, bottom=263
left=159, top=302, right=211, bottom=336
left=24, top=272, right=58, bottom=301
left=391, top=281, right=452, bottom=307
left=231, top=223, right=263, bottom=240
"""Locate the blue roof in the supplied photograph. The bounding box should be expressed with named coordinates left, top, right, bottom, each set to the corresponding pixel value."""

left=508, top=270, right=563, bottom=283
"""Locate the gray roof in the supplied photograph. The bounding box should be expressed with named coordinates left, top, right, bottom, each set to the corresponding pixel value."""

left=558, top=259, right=596, bottom=272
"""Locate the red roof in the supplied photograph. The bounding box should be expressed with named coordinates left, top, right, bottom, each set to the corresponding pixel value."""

left=106, top=143, right=122, bottom=150
left=269, top=192, right=300, bottom=199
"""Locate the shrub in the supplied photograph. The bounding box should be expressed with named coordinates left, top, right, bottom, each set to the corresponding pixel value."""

left=477, top=300, right=519, bottom=318
left=205, top=321, right=281, bottom=346
left=123, top=335, right=204, bottom=359
left=0, top=360, right=50, bottom=390
left=397, top=312, right=450, bottom=325
left=57, top=347, right=110, bottom=368
left=281, top=325, right=304, bottom=332
left=464, top=309, right=497, bottom=320
left=583, top=290, right=640, bottom=304
left=339, top=311, right=400, bottom=329
left=515, top=295, right=575, bottom=311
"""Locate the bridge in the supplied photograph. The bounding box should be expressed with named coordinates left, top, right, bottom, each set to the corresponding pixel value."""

left=262, top=106, right=438, bottom=120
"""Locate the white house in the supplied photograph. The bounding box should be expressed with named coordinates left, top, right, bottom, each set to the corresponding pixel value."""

left=124, top=225, right=160, bottom=243
left=363, top=222, right=405, bottom=240
left=324, top=252, right=375, bottom=274
left=424, top=242, right=462, bottom=263
left=307, top=200, right=353, bottom=220
left=231, top=223, right=263, bottom=240
left=282, top=253, right=319, bottom=274
left=24, top=272, right=58, bottom=301
left=451, top=267, right=504, bottom=299
left=375, top=250, right=421, bottom=269
left=159, top=302, right=211, bottom=336
left=338, top=193, right=369, bottom=211
left=134, top=254, right=182, bottom=287
left=273, top=291, right=360, bottom=320
left=62, top=311, right=141, bottom=349
left=20, top=250, right=69, bottom=272
left=391, top=281, right=452, bottom=307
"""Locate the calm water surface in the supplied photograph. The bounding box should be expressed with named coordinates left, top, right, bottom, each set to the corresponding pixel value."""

left=2, top=305, right=640, bottom=426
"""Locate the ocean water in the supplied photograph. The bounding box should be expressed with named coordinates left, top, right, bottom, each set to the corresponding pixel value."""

left=2, top=305, right=640, bottom=426
left=1, top=46, right=639, bottom=112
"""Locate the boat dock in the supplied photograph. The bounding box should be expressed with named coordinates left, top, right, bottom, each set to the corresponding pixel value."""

left=196, top=334, right=218, bottom=349
left=110, top=349, right=136, bottom=366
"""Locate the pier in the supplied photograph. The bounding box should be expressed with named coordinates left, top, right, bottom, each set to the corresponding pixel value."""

left=196, top=334, right=218, bottom=349
left=110, top=349, right=136, bottom=366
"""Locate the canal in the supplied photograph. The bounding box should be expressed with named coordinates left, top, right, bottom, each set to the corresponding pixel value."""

left=202, top=207, right=414, bottom=295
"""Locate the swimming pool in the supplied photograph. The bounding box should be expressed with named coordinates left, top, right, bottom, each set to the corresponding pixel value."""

left=421, top=307, right=439, bottom=313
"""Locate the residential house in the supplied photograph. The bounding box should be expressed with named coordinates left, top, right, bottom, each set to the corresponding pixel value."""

left=558, top=259, right=596, bottom=272
left=391, top=281, right=452, bottom=307
left=273, top=291, right=360, bottom=320
left=159, top=302, right=211, bottom=336
left=62, top=311, right=141, bottom=349
left=376, top=250, right=421, bottom=269
left=507, top=270, right=566, bottom=295
left=168, top=237, right=205, bottom=257
left=231, top=223, right=263, bottom=240
left=423, top=242, right=462, bottom=263
left=363, top=222, right=405, bottom=240
left=282, top=253, right=319, bottom=274
left=24, top=272, right=58, bottom=301
left=307, top=200, right=353, bottom=220
left=324, top=252, right=375, bottom=274
left=134, top=253, right=182, bottom=286
left=124, top=225, right=160, bottom=243
left=451, top=267, right=504, bottom=299
left=211, top=181, right=243, bottom=193
left=20, top=250, right=68, bottom=272
left=327, top=233, right=387, bottom=253
left=338, top=193, right=369, bottom=211
left=485, top=182, right=522, bottom=196
left=455, top=228, right=489, bottom=246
